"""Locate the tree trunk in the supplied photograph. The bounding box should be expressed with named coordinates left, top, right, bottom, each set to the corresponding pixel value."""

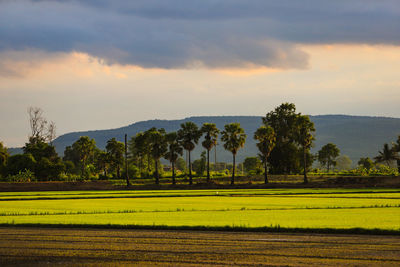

left=189, top=150, right=192, bottom=185
left=81, top=159, right=85, bottom=178
left=207, top=149, right=210, bottom=182
left=125, top=134, right=130, bottom=187
left=147, top=155, right=151, bottom=178
left=172, top=160, right=176, bottom=185
left=139, top=157, right=143, bottom=178
left=117, top=165, right=120, bottom=179
left=231, top=154, right=235, bottom=185
left=303, top=146, right=308, bottom=184
left=155, top=159, right=159, bottom=185
left=214, top=146, right=217, bottom=171
left=264, top=160, right=268, bottom=184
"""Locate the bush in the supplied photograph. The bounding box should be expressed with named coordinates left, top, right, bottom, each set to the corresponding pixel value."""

left=121, top=165, right=139, bottom=179
left=6, top=169, right=36, bottom=182
left=310, top=164, right=399, bottom=177
left=35, top=158, right=65, bottom=181
left=211, top=171, right=229, bottom=177
left=6, top=154, right=36, bottom=176
left=84, top=164, right=97, bottom=179
left=58, top=173, right=83, bottom=182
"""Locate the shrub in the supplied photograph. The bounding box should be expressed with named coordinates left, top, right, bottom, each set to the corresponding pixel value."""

left=6, top=169, right=36, bottom=182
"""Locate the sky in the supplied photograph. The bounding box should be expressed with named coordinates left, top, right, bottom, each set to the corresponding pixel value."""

left=1, top=0, right=400, bottom=147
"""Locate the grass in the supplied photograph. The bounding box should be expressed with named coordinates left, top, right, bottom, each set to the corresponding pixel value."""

left=0, top=188, right=399, bottom=234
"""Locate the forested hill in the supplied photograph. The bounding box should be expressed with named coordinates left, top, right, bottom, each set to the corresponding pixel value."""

left=12, top=115, right=400, bottom=165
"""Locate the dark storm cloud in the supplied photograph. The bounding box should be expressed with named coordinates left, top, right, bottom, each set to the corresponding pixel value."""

left=0, top=0, right=399, bottom=69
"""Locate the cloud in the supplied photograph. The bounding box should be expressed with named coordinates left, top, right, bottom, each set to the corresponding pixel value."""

left=0, top=50, right=61, bottom=78
left=0, top=0, right=399, bottom=71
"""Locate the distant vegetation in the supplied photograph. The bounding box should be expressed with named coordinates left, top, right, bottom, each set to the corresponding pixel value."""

left=1, top=103, right=399, bottom=185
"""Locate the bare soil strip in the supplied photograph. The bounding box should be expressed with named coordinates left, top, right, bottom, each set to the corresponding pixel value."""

left=0, top=227, right=399, bottom=266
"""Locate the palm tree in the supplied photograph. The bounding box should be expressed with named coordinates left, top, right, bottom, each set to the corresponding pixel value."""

left=254, top=126, right=276, bottom=184
left=374, top=143, right=398, bottom=167
left=221, top=123, right=246, bottom=185
left=164, top=132, right=183, bottom=185
left=148, top=128, right=167, bottom=185
left=201, top=123, right=219, bottom=182
left=177, top=122, right=202, bottom=185
left=296, top=116, right=315, bottom=184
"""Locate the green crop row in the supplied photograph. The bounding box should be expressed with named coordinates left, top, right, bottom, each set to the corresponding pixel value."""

left=1, top=207, right=399, bottom=231
left=0, top=189, right=398, bottom=233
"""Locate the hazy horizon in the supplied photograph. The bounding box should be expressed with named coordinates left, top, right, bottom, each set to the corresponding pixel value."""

left=5, top=113, right=400, bottom=149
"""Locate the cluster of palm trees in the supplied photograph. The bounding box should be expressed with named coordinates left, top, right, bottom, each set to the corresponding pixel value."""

left=375, top=136, right=400, bottom=170
left=129, top=121, right=275, bottom=185
left=130, top=122, right=221, bottom=185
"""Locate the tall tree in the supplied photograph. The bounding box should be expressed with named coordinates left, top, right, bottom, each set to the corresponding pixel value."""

left=221, top=123, right=246, bottom=185
left=177, top=122, right=202, bottom=185
left=124, top=134, right=130, bottom=187
left=46, top=121, right=57, bottom=145
left=0, top=142, right=9, bottom=178
left=23, top=138, right=64, bottom=180
left=28, top=107, right=47, bottom=144
left=336, top=155, right=352, bottom=170
left=96, top=150, right=112, bottom=177
left=72, top=136, right=96, bottom=177
left=143, top=128, right=156, bottom=177
left=318, top=143, right=340, bottom=172
left=148, top=128, right=167, bottom=184
left=129, top=132, right=147, bottom=178
left=23, top=139, right=58, bottom=162
left=164, top=132, right=183, bottom=185
left=254, top=125, right=276, bottom=184
left=63, top=145, right=80, bottom=173
left=27, top=107, right=56, bottom=145
left=374, top=143, right=398, bottom=167
left=200, top=123, right=219, bottom=182
left=106, top=138, right=125, bottom=179
left=263, top=103, right=303, bottom=174
left=295, top=115, right=315, bottom=184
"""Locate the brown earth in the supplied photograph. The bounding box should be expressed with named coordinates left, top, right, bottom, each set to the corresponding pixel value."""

left=0, top=176, right=399, bottom=192
left=0, top=180, right=116, bottom=192
left=0, top=227, right=399, bottom=266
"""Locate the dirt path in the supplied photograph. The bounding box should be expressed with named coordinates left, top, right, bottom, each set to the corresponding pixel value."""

left=0, top=227, right=399, bottom=266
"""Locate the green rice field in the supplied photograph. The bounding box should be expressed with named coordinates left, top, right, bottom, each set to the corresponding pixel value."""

left=0, top=188, right=399, bottom=232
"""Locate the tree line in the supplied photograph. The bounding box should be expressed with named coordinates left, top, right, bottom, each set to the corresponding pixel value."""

left=1, top=103, right=399, bottom=185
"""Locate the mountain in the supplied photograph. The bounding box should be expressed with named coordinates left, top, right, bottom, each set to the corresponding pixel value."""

left=10, top=115, right=400, bottom=165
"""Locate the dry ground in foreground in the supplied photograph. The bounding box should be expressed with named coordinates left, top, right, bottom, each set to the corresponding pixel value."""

left=0, top=227, right=399, bottom=266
